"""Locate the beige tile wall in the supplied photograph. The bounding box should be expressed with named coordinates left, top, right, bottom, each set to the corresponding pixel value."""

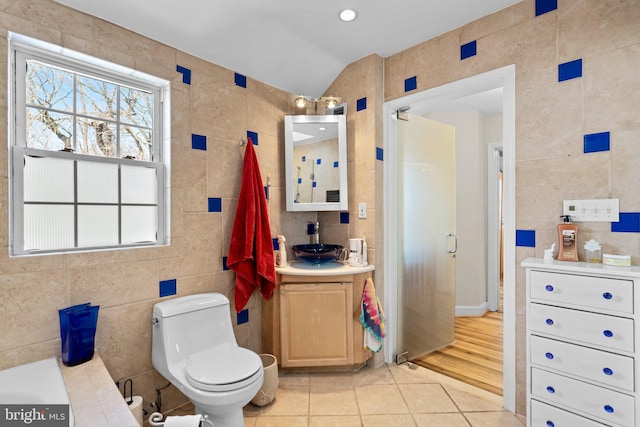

left=0, top=0, right=316, bottom=415
left=383, top=0, right=640, bottom=415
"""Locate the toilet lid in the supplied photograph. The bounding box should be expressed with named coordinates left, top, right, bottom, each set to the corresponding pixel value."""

left=185, top=343, right=262, bottom=392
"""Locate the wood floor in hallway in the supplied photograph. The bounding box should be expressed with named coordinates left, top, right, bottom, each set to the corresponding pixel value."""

left=412, top=310, right=503, bottom=396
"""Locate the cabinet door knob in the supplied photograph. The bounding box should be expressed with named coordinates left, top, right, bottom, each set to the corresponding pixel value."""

left=546, top=386, right=555, bottom=394
left=604, top=405, right=614, bottom=413
left=602, top=292, right=613, bottom=300
left=545, top=352, right=554, bottom=360
left=603, top=367, right=614, bottom=376
left=546, top=422, right=555, bottom=427
left=545, top=284, right=554, bottom=292
left=603, top=330, right=614, bottom=338
left=545, top=318, right=554, bottom=326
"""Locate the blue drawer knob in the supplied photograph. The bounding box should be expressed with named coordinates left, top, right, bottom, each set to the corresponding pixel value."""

left=546, top=386, right=555, bottom=394
left=603, top=330, right=614, bottom=338
left=604, top=405, right=614, bottom=413
left=545, top=285, right=554, bottom=292
left=545, top=352, right=554, bottom=360
left=546, top=318, right=554, bottom=326
left=603, top=367, right=614, bottom=376
left=546, top=422, right=555, bottom=427
left=603, top=292, right=613, bottom=300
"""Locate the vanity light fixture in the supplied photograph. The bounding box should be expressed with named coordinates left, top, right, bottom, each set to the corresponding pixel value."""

left=339, top=8, right=358, bottom=22
left=324, top=97, right=338, bottom=109
left=295, top=96, right=308, bottom=108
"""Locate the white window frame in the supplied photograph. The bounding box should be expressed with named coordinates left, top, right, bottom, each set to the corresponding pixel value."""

left=8, top=33, right=171, bottom=256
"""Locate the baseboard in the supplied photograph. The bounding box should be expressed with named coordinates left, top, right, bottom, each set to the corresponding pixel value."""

left=455, top=301, right=489, bottom=317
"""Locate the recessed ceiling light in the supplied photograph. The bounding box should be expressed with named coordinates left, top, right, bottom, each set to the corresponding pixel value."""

left=339, top=8, right=358, bottom=22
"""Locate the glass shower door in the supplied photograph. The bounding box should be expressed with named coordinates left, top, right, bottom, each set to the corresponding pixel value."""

left=396, top=114, right=456, bottom=360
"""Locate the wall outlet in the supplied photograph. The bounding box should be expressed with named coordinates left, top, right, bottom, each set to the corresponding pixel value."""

left=563, top=199, right=619, bottom=222
left=358, top=203, right=367, bottom=218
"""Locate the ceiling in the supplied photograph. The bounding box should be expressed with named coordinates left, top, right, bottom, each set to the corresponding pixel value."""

left=53, top=0, right=520, bottom=99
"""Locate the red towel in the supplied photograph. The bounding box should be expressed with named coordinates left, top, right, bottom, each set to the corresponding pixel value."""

left=227, top=138, right=277, bottom=312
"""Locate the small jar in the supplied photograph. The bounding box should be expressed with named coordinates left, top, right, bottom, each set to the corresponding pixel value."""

left=584, top=239, right=602, bottom=263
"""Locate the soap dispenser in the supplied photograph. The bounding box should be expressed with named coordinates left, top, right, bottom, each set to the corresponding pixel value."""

left=557, top=215, right=579, bottom=261
left=277, top=235, right=287, bottom=267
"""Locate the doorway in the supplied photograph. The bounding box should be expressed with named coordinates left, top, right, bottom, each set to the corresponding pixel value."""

left=383, top=65, right=516, bottom=412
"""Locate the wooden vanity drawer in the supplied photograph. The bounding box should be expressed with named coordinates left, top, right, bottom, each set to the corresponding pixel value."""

left=530, top=399, right=610, bottom=427
left=530, top=335, right=635, bottom=391
left=531, top=271, right=633, bottom=314
left=530, top=303, right=634, bottom=353
left=531, top=367, right=635, bottom=427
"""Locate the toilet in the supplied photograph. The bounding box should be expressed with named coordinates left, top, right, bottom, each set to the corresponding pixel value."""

left=152, top=293, right=264, bottom=427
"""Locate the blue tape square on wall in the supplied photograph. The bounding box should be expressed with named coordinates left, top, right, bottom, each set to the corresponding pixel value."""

left=404, top=76, right=417, bottom=92
left=334, top=161, right=339, bottom=168
left=222, top=256, right=229, bottom=270
left=312, top=181, right=317, bottom=188
left=316, top=159, right=321, bottom=165
left=247, top=131, right=258, bottom=145
left=558, top=59, right=583, bottom=82
left=234, top=72, right=247, bottom=88
left=176, top=65, right=191, bottom=85
left=208, top=197, right=222, bottom=212
left=237, top=309, right=249, bottom=325
left=612, top=213, right=640, bottom=233
left=516, top=230, right=536, bottom=247
left=159, top=279, right=177, bottom=297
left=192, top=134, right=206, bottom=150
left=535, top=0, right=558, bottom=16
left=340, top=212, right=350, bottom=224
left=272, top=237, right=279, bottom=250
left=357, top=97, right=367, bottom=111
left=584, top=132, right=610, bottom=153
left=460, top=41, right=477, bottom=60
left=376, top=147, right=384, bottom=161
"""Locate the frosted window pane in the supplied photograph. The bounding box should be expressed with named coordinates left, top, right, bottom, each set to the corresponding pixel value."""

left=122, top=206, right=157, bottom=244
left=78, top=205, right=118, bottom=247
left=24, top=205, right=74, bottom=251
left=24, top=155, right=74, bottom=202
left=77, top=161, right=118, bottom=203
left=121, top=165, right=157, bottom=204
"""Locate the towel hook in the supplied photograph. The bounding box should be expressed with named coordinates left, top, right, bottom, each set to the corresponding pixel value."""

left=239, top=137, right=247, bottom=146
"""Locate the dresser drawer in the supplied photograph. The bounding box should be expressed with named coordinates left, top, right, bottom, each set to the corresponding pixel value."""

left=531, top=335, right=635, bottom=391
left=531, top=271, right=633, bottom=314
left=530, top=399, right=611, bottom=427
left=531, top=367, right=635, bottom=427
left=531, top=303, right=634, bottom=353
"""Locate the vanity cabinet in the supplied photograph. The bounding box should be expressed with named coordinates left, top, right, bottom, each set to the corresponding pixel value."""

left=523, top=258, right=640, bottom=427
left=262, top=267, right=374, bottom=368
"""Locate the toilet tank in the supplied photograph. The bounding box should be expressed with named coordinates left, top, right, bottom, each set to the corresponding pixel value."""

left=152, top=293, right=237, bottom=368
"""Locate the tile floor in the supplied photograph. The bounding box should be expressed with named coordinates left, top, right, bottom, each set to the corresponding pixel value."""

left=169, top=362, right=526, bottom=426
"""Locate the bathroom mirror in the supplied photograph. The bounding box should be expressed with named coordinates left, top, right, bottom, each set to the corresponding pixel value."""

left=284, top=114, right=348, bottom=211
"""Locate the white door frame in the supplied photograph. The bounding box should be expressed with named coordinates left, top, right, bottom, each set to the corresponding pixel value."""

left=487, top=142, right=503, bottom=312
left=383, top=65, right=516, bottom=412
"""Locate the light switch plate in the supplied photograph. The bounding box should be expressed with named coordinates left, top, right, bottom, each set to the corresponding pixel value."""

left=563, top=199, right=619, bottom=222
left=358, top=203, right=367, bottom=218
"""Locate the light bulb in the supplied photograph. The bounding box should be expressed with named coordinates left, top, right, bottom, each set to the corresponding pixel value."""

left=339, top=8, right=357, bottom=22
left=325, top=97, right=337, bottom=109
left=295, top=96, right=307, bottom=108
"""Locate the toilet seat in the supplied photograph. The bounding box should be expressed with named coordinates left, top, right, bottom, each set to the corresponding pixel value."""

left=185, top=343, right=262, bottom=392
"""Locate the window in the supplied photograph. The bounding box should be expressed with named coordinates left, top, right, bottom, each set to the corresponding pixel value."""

left=9, top=33, right=170, bottom=256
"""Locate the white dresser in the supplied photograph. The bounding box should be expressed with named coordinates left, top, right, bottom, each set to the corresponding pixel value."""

left=523, top=258, right=640, bottom=427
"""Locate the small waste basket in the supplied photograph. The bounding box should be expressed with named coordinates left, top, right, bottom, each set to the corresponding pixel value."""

left=251, top=354, right=278, bottom=406
left=58, top=303, right=100, bottom=366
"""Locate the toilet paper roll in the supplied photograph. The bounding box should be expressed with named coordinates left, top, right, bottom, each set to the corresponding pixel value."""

left=126, top=395, right=143, bottom=427
left=163, top=415, right=202, bottom=427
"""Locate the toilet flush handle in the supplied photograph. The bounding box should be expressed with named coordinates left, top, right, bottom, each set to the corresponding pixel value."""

left=151, top=317, right=159, bottom=326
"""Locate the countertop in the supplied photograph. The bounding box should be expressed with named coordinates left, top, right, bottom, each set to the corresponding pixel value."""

left=276, top=262, right=375, bottom=276
left=60, top=354, right=140, bottom=427
left=522, top=257, right=640, bottom=278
